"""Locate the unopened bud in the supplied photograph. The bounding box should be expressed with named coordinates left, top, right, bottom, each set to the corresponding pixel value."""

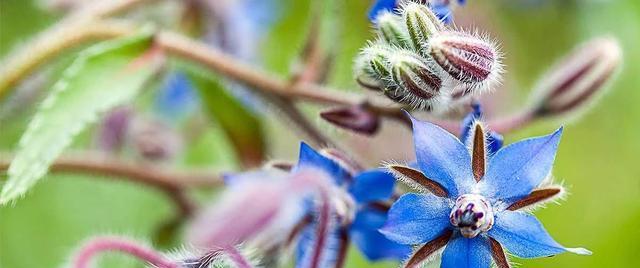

left=390, top=52, right=443, bottom=109
left=320, top=104, right=380, bottom=135
left=354, top=44, right=394, bottom=91
left=429, top=32, right=501, bottom=85
left=375, top=11, right=411, bottom=49
left=130, top=117, right=183, bottom=161
left=531, top=37, right=622, bottom=116
left=403, top=3, right=444, bottom=55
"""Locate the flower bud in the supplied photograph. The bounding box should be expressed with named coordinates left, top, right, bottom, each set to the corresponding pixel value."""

left=320, top=104, right=380, bottom=135
left=375, top=11, right=411, bottom=49
left=389, top=52, right=444, bottom=109
left=429, top=32, right=501, bottom=85
left=129, top=117, right=183, bottom=162
left=531, top=37, right=622, bottom=116
left=354, top=44, right=394, bottom=91
left=402, top=2, right=444, bottom=55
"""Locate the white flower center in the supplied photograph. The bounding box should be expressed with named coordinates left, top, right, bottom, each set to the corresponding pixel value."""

left=449, top=194, right=494, bottom=238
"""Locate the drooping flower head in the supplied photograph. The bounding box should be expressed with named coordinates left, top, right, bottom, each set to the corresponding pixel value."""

left=293, top=143, right=411, bottom=267
left=381, top=109, right=590, bottom=267
left=357, top=2, right=502, bottom=112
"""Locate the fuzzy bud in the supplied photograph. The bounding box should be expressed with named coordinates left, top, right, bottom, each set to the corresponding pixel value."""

left=402, top=3, right=444, bottom=55
left=390, top=52, right=443, bottom=108
left=375, top=11, right=411, bottom=49
left=354, top=44, right=394, bottom=91
left=531, top=37, right=622, bottom=116
left=429, top=32, right=501, bottom=85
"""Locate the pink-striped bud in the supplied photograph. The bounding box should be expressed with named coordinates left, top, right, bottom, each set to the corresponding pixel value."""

left=429, top=32, right=502, bottom=85
left=531, top=37, right=622, bottom=116
left=390, top=52, right=444, bottom=109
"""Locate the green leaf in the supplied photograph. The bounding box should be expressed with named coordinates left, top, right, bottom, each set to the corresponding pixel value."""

left=0, top=32, right=158, bottom=204
left=177, top=61, right=266, bottom=168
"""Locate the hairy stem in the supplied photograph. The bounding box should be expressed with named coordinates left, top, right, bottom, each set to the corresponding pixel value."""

left=0, top=152, right=222, bottom=217
left=1, top=20, right=536, bottom=134
left=72, top=236, right=177, bottom=268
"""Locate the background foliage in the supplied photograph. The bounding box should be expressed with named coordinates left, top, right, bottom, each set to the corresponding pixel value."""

left=1, top=0, right=639, bottom=267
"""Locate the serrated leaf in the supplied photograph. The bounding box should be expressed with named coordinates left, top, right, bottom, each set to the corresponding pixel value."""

left=177, top=62, right=266, bottom=168
left=0, top=32, right=158, bottom=204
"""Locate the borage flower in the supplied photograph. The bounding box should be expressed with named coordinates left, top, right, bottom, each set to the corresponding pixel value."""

left=368, top=0, right=466, bottom=23
left=293, top=143, right=411, bottom=267
left=381, top=111, right=590, bottom=268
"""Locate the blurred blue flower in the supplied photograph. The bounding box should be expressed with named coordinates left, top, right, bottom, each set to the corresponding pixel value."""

left=294, top=143, right=411, bottom=265
left=380, top=113, right=591, bottom=267
left=368, top=0, right=467, bottom=24
left=153, top=72, right=199, bottom=121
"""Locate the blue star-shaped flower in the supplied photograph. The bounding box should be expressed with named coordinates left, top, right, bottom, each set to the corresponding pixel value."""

left=380, top=112, right=591, bottom=267
left=368, top=0, right=467, bottom=23
left=294, top=143, right=411, bottom=267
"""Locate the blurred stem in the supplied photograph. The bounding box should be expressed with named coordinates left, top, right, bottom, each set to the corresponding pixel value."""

left=0, top=0, right=152, bottom=97
left=0, top=20, right=536, bottom=134
left=0, top=152, right=222, bottom=217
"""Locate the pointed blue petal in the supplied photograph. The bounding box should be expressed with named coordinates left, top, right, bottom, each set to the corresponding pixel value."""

left=349, top=169, right=395, bottom=204
left=368, top=0, right=397, bottom=22
left=479, top=128, right=563, bottom=203
left=441, top=235, right=492, bottom=268
left=489, top=211, right=591, bottom=258
left=380, top=193, right=451, bottom=245
left=295, top=224, right=344, bottom=268
left=295, top=142, right=350, bottom=185
left=410, top=115, right=474, bottom=197
left=459, top=104, right=483, bottom=145
left=486, top=131, right=504, bottom=155
left=350, top=207, right=411, bottom=261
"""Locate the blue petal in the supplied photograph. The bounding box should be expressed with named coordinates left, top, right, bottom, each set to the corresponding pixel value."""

left=479, top=128, right=563, bottom=203
left=295, top=142, right=350, bottom=185
left=380, top=193, right=451, bottom=245
left=489, top=210, right=591, bottom=258
left=368, top=0, right=397, bottom=22
left=349, top=169, right=395, bottom=204
left=431, top=5, right=453, bottom=24
left=295, top=224, right=344, bottom=268
left=459, top=104, right=483, bottom=144
left=410, top=115, right=474, bottom=197
left=350, top=207, right=411, bottom=261
left=441, top=235, right=492, bottom=268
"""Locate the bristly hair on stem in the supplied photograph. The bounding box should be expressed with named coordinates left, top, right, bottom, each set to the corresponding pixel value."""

left=70, top=236, right=178, bottom=268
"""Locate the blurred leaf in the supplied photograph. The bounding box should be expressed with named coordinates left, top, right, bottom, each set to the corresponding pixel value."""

left=0, top=31, right=158, bottom=204
left=178, top=62, right=266, bottom=168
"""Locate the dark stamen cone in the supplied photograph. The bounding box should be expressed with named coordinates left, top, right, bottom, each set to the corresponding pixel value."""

left=430, top=32, right=499, bottom=83
left=490, top=238, right=511, bottom=268
left=404, top=230, right=453, bottom=268
left=471, top=123, right=487, bottom=181
left=388, top=164, right=448, bottom=197
left=507, top=187, right=563, bottom=211
left=531, top=37, right=622, bottom=117
left=320, top=105, right=380, bottom=135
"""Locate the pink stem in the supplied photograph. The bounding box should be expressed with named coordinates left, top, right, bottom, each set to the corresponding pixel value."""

left=72, top=236, right=178, bottom=268
left=222, top=246, right=254, bottom=268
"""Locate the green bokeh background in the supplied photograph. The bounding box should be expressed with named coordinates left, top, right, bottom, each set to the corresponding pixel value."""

left=1, top=0, right=639, bottom=267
